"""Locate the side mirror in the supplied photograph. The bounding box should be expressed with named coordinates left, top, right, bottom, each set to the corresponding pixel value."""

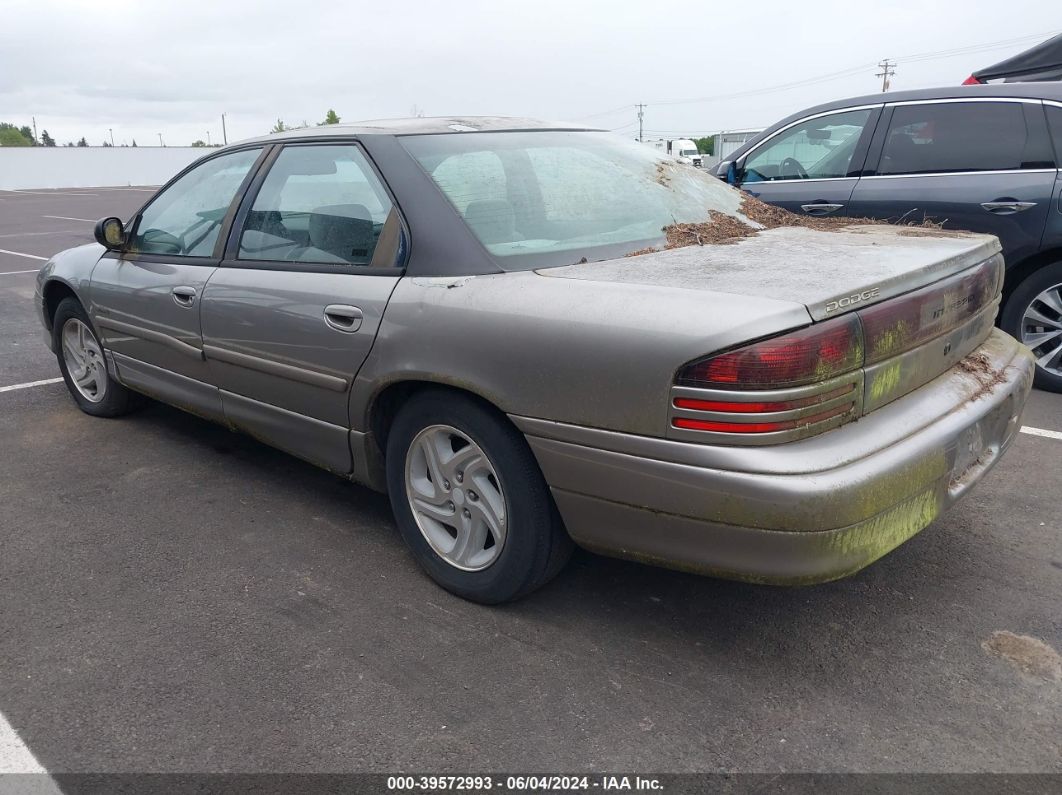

left=725, top=161, right=740, bottom=186
left=94, top=217, right=126, bottom=250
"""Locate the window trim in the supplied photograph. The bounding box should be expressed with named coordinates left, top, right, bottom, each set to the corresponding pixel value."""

left=220, top=140, right=409, bottom=277
left=116, top=144, right=271, bottom=264
left=862, top=98, right=1056, bottom=178
left=737, top=105, right=883, bottom=185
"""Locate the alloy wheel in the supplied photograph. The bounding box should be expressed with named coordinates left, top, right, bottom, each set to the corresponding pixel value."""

left=61, top=318, right=108, bottom=403
left=404, top=424, right=507, bottom=571
left=1020, top=282, right=1062, bottom=377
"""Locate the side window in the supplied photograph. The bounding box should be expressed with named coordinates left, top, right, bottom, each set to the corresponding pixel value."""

left=878, top=102, right=1032, bottom=175
left=131, top=148, right=260, bottom=257
left=238, top=144, right=399, bottom=267
left=743, top=109, right=871, bottom=182
left=1046, top=105, right=1062, bottom=164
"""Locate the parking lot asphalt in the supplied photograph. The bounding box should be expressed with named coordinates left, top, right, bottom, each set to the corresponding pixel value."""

left=0, top=189, right=1059, bottom=776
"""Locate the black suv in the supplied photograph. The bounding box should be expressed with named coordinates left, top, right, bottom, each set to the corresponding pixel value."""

left=714, top=83, right=1062, bottom=391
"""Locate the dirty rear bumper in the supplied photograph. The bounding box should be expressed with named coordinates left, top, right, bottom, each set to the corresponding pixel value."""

left=512, top=329, right=1034, bottom=584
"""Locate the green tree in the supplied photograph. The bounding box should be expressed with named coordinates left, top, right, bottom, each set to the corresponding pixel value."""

left=40, top=129, right=56, bottom=146
left=19, top=126, right=35, bottom=145
left=131, top=139, right=137, bottom=147
left=0, top=123, right=32, bottom=146
left=693, top=136, right=714, bottom=156
left=191, top=139, right=207, bottom=147
left=270, top=118, right=287, bottom=134
left=319, top=109, right=341, bottom=125
left=102, top=140, right=112, bottom=147
left=77, top=137, right=88, bottom=147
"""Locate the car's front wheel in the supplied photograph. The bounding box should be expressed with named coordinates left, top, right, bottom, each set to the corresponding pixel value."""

left=53, top=297, right=136, bottom=417
left=385, top=389, right=572, bottom=604
left=1002, top=261, right=1062, bottom=393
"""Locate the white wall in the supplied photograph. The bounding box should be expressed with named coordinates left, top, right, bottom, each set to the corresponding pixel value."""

left=0, top=147, right=207, bottom=190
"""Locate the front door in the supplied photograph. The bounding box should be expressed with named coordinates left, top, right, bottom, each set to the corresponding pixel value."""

left=735, top=107, right=880, bottom=217
left=89, top=147, right=264, bottom=419
left=200, top=143, right=405, bottom=474
left=847, top=100, right=1057, bottom=264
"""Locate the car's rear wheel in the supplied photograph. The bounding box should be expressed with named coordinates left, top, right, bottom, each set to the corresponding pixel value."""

left=1002, top=261, right=1062, bottom=393
left=385, top=389, right=572, bottom=604
left=53, top=297, right=136, bottom=417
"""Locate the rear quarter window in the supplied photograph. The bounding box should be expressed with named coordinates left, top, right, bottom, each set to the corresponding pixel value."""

left=1046, top=105, right=1062, bottom=164
left=879, top=102, right=1033, bottom=175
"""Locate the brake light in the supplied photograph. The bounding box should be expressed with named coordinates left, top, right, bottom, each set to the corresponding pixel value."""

left=676, top=315, right=863, bottom=390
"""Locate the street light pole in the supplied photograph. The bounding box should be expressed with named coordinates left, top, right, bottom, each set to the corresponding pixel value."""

left=109, top=128, right=114, bottom=146
left=206, top=130, right=211, bottom=146
left=221, top=113, right=227, bottom=145
left=158, top=133, right=164, bottom=147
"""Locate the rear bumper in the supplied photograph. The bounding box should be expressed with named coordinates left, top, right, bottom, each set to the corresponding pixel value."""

left=513, top=329, right=1034, bottom=584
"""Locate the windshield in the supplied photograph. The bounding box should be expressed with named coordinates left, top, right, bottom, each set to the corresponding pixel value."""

left=680, top=148, right=699, bottom=157
left=401, top=131, right=743, bottom=269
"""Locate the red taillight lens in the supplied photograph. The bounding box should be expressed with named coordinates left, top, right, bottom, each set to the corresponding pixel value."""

left=861, top=261, right=996, bottom=364
left=962, top=75, right=983, bottom=85
left=673, top=384, right=855, bottom=414
left=676, top=315, right=863, bottom=390
left=672, top=404, right=853, bottom=434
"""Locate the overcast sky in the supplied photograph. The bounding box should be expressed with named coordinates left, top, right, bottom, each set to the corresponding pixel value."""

left=2, top=0, right=1058, bottom=147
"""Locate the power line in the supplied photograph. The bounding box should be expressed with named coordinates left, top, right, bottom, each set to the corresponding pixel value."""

left=574, top=28, right=1060, bottom=117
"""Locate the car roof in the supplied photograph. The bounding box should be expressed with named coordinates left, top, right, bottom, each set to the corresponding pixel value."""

left=766, top=82, right=1062, bottom=132
left=234, top=116, right=601, bottom=147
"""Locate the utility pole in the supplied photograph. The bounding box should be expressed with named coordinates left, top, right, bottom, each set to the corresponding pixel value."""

left=636, top=103, right=646, bottom=142
left=108, top=128, right=114, bottom=146
left=221, top=113, right=227, bottom=145
left=876, top=59, right=896, bottom=93
left=32, top=117, right=38, bottom=144
left=158, top=132, right=164, bottom=147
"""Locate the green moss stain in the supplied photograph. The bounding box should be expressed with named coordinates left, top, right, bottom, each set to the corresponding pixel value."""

left=869, top=359, right=903, bottom=404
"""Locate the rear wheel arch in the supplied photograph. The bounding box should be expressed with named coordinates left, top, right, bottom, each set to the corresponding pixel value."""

left=368, top=379, right=512, bottom=452
left=1001, top=248, right=1062, bottom=308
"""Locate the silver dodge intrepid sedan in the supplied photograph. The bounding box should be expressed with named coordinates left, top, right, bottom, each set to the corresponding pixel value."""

left=35, top=117, right=1034, bottom=603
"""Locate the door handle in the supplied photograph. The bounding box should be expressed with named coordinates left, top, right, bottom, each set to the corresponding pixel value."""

left=980, top=200, right=1037, bottom=215
left=800, top=202, right=844, bottom=215
left=323, top=304, right=363, bottom=333
left=171, top=286, right=197, bottom=307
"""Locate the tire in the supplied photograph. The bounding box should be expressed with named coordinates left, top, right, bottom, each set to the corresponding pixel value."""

left=52, top=297, right=136, bottom=417
left=385, top=389, right=573, bottom=604
left=1001, top=261, right=1062, bottom=393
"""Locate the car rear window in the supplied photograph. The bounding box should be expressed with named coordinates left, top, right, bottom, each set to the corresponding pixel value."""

left=401, top=131, right=744, bottom=269
left=878, top=102, right=1034, bottom=175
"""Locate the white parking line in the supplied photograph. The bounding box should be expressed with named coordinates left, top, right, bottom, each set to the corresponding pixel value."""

left=0, top=378, right=62, bottom=393
left=0, top=249, right=47, bottom=261
left=0, top=269, right=41, bottom=276
left=42, top=215, right=95, bottom=223
left=1021, top=425, right=1062, bottom=441
left=0, top=710, right=63, bottom=793
left=0, top=190, right=98, bottom=197
left=0, top=230, right=83, bottom=239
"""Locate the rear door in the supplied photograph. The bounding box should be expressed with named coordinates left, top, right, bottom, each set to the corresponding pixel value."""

left=734, top=106, right=881, bottom=216
left=200, top=142, right=406, bottom=475
left=847, top=99, right=1057, bottom=264
left=89, top=147, right=265, bottom=419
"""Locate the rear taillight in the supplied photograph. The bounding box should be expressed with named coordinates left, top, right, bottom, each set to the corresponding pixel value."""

left=676, top=315, right=863, bottom=390
left=861, top=262, right=997, bottom=364
left=670, top=259, right=1000, bottom=443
